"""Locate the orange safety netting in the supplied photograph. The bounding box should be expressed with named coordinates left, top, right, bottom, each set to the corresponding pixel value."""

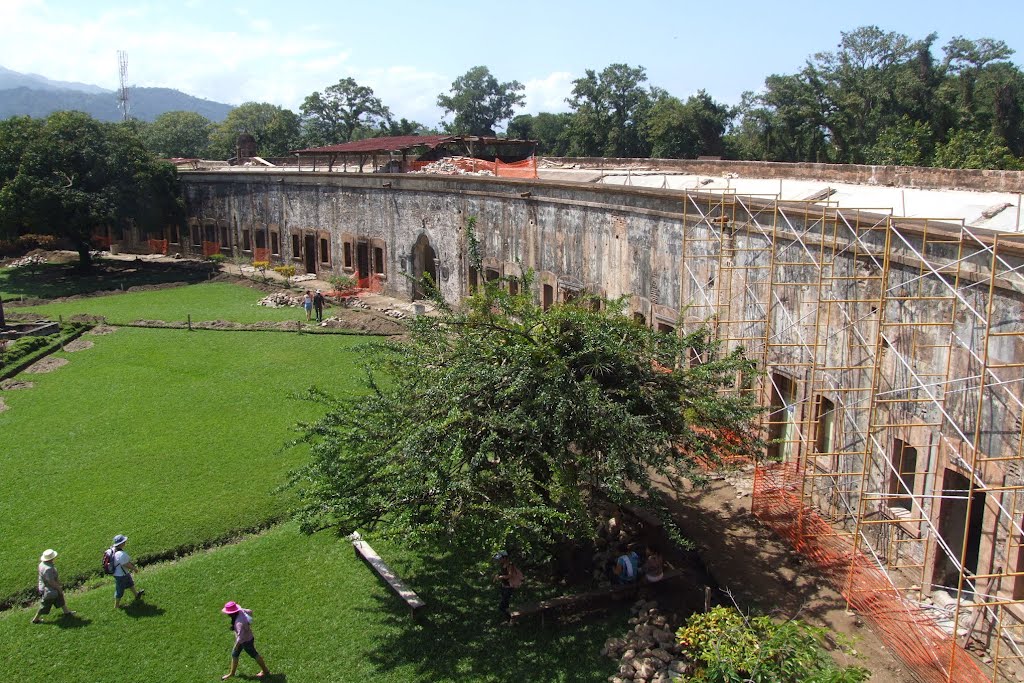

left=408, top=156, right=537, bottom=178
left=253, top=248, right=271, bottom=263
left=202, top=241, right=221, bottom=257
left=752, top=462, right=989, bottom=683
left=148, top=239, right=168, bottom=255
left=91, top=235, right=111, bottom=249
left=355, top=273, right=384, bottom=293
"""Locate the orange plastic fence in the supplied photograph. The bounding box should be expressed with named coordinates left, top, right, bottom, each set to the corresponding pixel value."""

left=91, top=235, right=111, bottom=249
left=752, top=462, right=989, bottom=683
left=201, top=241, right=221, bottom=257
left=355, top=273, right=384, bottom=293
left=253, top=248, right=271, bottom=263
left=148, top=239, right=168, bottom=255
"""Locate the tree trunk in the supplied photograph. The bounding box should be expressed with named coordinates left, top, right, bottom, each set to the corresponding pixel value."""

left=76, top=241, right=93, bottom=269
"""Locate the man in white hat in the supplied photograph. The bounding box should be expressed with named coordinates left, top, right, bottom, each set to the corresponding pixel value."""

left=32, top=549, right=75, bottom=623
left=110, top=534, right=144, bottom=609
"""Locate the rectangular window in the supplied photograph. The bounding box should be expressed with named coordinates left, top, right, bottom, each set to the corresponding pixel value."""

left=343, top=242, right=353, bottom=269
left=657, top=323, right=675, bottom=335
left=888, top=440, right=917, bottom=511
left=543, top=284, right=554, bottom=311
left=169, top=224, right=180, bottom=245
left=373, top=247, right=384, bottom=275
left=255, top=230, right=267, bottom=249
left=191, top=228, right=201, bottom=247
left=291, top=234, right=300, bottom=260
left=767, top=373, right=797, bottom=462
left=508, top=279, right=519, bottom=296
left=271, top=232, right=280, bottom=256
left=243, top=230, right=251, bottom=251
left=814, top=396, right=835, bottom=455
left=485, top=268, right=500, bottom=282
left=220, top=226, right=229, bottom=247
left=320, top=238, right=330, bottom=264
left=204, top=224, right=215, bottom=243
left=469, top=267, right=479, bottom=293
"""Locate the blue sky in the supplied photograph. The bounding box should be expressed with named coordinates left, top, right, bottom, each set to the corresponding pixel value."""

left=2, top=0, right=1023, bottom=126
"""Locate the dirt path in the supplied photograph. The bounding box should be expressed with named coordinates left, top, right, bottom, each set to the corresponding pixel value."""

left=657, top=471, right=912, bottom=683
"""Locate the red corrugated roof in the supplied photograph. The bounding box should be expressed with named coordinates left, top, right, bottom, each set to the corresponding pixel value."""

left=293, top=135, right=455, bottom=155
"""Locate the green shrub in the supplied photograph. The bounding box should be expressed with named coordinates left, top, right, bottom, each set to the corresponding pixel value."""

left=0, top=335, right=51, bottom=369
left=273, top=264, right=296, bottom=286
left=206, top=253, right=226, bottom=264
left=676, top=606, right=869, bottom=683
left=327, top=274, right=357, bottom=291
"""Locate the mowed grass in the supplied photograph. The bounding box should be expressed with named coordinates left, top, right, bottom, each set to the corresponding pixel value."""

left=19, top=281, right=313, bottom=325
left=0, top=524, right=621, bottom=682
left=0, top=260, right=209, bottom=301
left=0, top=326, right=367, bottom=604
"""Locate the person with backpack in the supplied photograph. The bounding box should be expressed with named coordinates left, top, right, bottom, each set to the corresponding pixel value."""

left=32, top=549, right=75, bottom=623
left=106, top=534, right=144, bottom=608
left=493, top=550, right=524, bottom=623
left=221, top=601, right=271, bottom=680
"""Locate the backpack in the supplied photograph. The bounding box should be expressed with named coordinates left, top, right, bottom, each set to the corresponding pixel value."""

left=102, top=547, right=117, bottom=575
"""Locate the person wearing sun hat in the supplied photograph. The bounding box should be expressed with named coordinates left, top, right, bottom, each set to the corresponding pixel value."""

left=110, top=534, right=144, bottom=609
left=32, top=549, right=75, bottom=623
left=221, top=601, right=270, bottom=680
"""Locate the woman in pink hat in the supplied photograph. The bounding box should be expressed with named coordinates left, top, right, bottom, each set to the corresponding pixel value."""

left=221, top=601, right=270, bottom=680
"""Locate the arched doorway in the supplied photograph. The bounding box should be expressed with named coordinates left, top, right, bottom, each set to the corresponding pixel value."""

left=411, top=234, right=438, bottom=300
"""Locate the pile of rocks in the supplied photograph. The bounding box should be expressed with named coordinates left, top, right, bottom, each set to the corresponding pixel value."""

left=257, top=292, right=302, bottom=307
left=412, top=157, right=495, bottom=176
left=602, top=599, right=692, bottom=683
left=3, top=254, right=47, bottom=268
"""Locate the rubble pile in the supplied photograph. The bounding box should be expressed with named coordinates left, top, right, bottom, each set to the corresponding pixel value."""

left=601, top=599, right=691, bottom=683
left=257, top=292, right=302, bottom=308
left=412, top=157, right=495, bottom=176
left=3, top=254, right=47, bottom=268
left=591, top=507, right=646, bottom=586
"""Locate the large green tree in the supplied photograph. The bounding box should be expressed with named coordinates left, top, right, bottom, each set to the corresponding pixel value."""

left=645, top=89, right=732, bottom=159
left=207, top=102, right=301, bottom=159
left=299, top=78, right=392, bottom=147
left=566, top=63, right=651, bottom=158
left=288, top=221, right=763, bottom=555
left=144, top=110, right=213, bottom=158
left=507, top=112, right=572, bottom=156
left=0, top=111, right=184, bottom=267
left=437, top=66, right=525, bottom=136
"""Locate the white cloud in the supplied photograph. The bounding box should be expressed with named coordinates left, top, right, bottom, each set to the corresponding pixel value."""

left=523, top=71, right=574, bottom=114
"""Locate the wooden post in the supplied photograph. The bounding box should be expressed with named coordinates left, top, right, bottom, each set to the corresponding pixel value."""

left=187, top=314, right=192, bottom=331
left=704, top=585, right=712, bottom=612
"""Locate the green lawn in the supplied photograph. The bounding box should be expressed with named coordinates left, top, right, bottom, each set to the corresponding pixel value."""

left=18, top=282, right=313, bottom=325
left=0, top=260, right=210, bottom=301
left=0, top=326, right=367, bottom=604
left=0, top=524, right=621, bottom=682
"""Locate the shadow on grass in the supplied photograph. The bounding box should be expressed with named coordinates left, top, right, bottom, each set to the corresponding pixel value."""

left=122, top=600, right=166, bottom=619
left=357, top=540, right=622, bottom=682
left=36, top=613, right=92, bottom=629
left=234, top=674, right=286, bottom=682
left=1, top=261, right=210, bottom=302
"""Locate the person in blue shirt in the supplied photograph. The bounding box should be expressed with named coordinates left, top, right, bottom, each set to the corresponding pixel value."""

left=612, top=544, right=639, bottom=584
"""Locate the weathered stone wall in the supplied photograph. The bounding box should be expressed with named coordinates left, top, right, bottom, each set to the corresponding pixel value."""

left=181, top=170, right=1024, bottom=608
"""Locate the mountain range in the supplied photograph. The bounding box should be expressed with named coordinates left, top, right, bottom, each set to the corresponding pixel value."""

left=0, top=66, right=233, bottom=122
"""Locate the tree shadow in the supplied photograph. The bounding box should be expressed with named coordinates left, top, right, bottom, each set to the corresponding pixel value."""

left=235, top=674, right=286, bottom=682
left=355, top=540, right=627, bottom=682
left=122, top=600, right=166, bottom=619
left=1, top=260, right=210, bottom=302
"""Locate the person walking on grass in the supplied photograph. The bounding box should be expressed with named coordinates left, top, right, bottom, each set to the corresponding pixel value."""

left=221, top=601, right=271, bottom=680
left=32, top=549, right=75, bottom=623
left=302, top=290, right=313, bottom=322
left=110, top=534, right=144, bottom=609
left=313, top=289, right=325, bottom=322
left=493, top=550, right=524, bottom=623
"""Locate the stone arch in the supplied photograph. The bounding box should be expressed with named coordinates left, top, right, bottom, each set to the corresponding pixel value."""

left=411, top=233, right=438, bottom=300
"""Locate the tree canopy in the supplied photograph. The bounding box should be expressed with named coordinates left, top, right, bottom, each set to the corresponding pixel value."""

left=207, top=102, right=302, bottom=159
left=143, top=110, right=213, bottom=158
left=437, top=66, right=525, bottom=136
left=299, top=78, right=392, bottom=147
left=288, top=220, right=763, bottom=555
left=0, top=111, right=184, bottom=266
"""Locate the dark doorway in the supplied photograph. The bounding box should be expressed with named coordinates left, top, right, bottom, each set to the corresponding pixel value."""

left=356, top=242, right=370, bottom=280
left=933, top=468, right=986, bottom=596
left=766, top=373, right=797, bottom=462
left=412, top=234, right=437, bottom=300
left=303, top=234, right=316, bottom=274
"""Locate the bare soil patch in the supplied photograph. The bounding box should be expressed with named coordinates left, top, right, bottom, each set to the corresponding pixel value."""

left=0, top=380, right=34, bottom=390
left=63, top=339, right=94, bottom=352
left=320, top=309, right=407, bottom=336
left=88, top=325, right=117, bottom=335
left=656, top=471, right=910, bottom=683
left=24, top=357, right=68, bottom=374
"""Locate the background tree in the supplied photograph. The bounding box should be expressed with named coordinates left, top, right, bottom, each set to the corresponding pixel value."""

left=644, top=89, right=732, bottom=159
left=0, top=111, right=184, bottom=266
left=378, top=117, right=433, bottom=137
left=566, top=63, right=651, bottom=158
left=299, top=78, right=392, bottom=147
left=143, top=110, right=212, bottom=158
left=507, top=112, right=572, bottom=156
left=288, top=220, right=763, bottom=555
left=207, top=102, right=301, bottom=159
left=437, top=66, right=525, bottom=136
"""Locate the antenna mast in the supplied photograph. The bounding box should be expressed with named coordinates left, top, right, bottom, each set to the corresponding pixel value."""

left=117, top=50, right=130, bottom=121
